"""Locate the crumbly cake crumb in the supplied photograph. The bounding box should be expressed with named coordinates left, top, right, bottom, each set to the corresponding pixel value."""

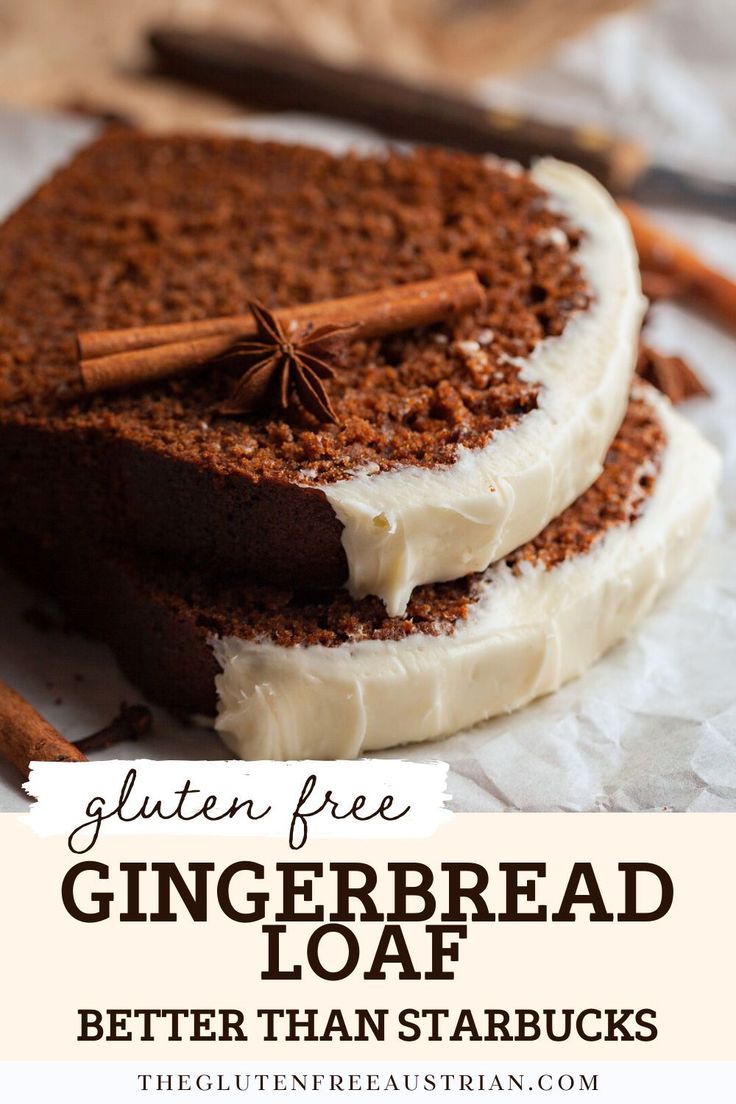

left=0, top=133, right=590, bottom=483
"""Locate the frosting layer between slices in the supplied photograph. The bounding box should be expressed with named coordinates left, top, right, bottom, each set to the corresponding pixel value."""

left=324, top=158, right=645, bottom=615
left=214, top=388, right=720, bottom=760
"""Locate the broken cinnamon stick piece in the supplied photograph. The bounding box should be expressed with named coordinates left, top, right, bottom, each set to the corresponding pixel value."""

left=622, top=201, right=736, bottom=335
left=77, top=270, right=485, bottom=395
left=0, top=677, right=87, bottom=778
left=640, top=269, right=685, bottom=305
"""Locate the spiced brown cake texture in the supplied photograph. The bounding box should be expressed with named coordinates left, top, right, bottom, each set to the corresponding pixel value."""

left=0, top=131, right=590, bottom=588
left=0, top=395, right=665, bottom=718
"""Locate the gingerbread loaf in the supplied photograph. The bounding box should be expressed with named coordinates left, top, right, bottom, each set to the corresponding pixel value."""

left=0, top=131, right=643, bottom=614
left=2, top=386, right=719, bottom=759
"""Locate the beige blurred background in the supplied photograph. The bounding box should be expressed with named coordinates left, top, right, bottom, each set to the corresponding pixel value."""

left=0, top=0, right=635, bottom=127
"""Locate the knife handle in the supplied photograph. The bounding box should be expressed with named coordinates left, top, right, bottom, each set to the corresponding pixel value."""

left=477, top=109, right=647, bottom=193
left=148, top=27, right=648, bottom=194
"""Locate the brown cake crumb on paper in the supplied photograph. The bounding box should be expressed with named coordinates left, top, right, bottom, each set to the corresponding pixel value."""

left=636, top=345, right=710, bottom=405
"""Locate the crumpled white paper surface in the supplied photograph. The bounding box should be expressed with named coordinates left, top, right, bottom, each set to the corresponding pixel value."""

left=0, top=81, right=734, bottom=812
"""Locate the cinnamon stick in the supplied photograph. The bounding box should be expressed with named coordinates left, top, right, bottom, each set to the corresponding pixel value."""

left=80, top=333, right=236, bottom=394
left=622, top=201, right=736, bottom=335
left=78, top=270, right=484, bottom=395
left=0, top=677, right=87, bottom=779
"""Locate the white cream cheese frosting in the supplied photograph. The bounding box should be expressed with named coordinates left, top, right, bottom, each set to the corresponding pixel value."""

left=213, top=388, right=721, bottom=761
left=319, top=158, right=645, bottom=616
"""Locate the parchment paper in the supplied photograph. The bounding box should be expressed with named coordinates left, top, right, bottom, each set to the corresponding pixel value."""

left=0, top=91, right=734, bottom=813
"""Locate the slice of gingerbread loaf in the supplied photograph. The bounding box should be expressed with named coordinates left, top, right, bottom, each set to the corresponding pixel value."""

left=2, top=386, right=719, bottom=760
left=0, top=132, right=643, bottom=614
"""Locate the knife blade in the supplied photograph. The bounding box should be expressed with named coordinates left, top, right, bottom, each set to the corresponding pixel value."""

left=148, top=27, right=736, bottom=218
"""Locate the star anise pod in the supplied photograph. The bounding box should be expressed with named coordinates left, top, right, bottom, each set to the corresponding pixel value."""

left=218, top=300, right=355, bottom=423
